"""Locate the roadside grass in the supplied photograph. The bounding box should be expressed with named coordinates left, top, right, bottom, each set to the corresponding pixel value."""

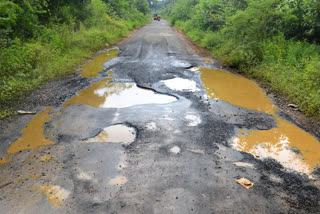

left=173, top=20, right=320, bottom=119
left=0, top=17, right=149, bottom=118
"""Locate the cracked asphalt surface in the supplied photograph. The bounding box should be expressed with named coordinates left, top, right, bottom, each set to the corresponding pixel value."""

left=0, top=20, right=320, bottom=214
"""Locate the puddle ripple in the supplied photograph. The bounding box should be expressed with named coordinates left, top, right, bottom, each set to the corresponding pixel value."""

left=81, top=49, right=119, bottom=78
left=64, top=79, right=177, bottom=108
left=7, top=108, right=55, bottom=154
left=197, top=67, right=320, bottom=174
left=86, top=124, right=136, bottom=145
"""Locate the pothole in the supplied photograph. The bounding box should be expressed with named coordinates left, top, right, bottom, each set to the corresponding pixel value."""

left=85, top=124, right=136, bottom=145
left=194, top=67, right=320, bottom=175
left=162, top=78, right=200, bottom=92
left=81, top=49, right=119, bottom=78
left=64, top=79, right=177, bottom=108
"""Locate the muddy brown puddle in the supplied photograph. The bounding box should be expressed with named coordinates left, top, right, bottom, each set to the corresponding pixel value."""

left=197, top=67, right=320, bottom=175
left=64, top=78, right=177, bottom=108
left=81, top=49, right=119, bottom=78
left=7, top=107, right=55, bottom=154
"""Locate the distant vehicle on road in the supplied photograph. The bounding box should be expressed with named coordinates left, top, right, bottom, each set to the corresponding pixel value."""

left=153, top=13, right=160, bottom=21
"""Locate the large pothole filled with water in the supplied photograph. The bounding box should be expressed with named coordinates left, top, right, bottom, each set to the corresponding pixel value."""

left=195, top=67, right=320, bottom=175
left=63, top=78, right=177, bottom=108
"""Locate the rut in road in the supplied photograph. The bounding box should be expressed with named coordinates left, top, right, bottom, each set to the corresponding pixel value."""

left=0, top=20, right=320, bottom=214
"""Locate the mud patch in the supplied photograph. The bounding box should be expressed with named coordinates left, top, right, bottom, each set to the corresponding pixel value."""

left=0, top=155, right=11, bottom=166
left=81, top=49, right=119, bottom=78
left=37, top=183, right=70, bottom=207
left=40, top=154, right=52, bottom=162
left=64, top=79, right=177, bottom=108
left=85, top=124, right=136, bottom=145
left=7, top=108, right=55, bottom=154
left=162, top=78, right=200, bottom=92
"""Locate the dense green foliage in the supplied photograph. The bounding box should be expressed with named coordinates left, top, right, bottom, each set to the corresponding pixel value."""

left=161, top=0, right=320, bottom=118
left=0, top=0, right=150, bottom=116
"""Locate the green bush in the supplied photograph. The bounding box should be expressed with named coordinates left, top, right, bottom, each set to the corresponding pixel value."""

left=163, top=0, right=320, bottom=118
left=0, top=0, right=150, bottom=116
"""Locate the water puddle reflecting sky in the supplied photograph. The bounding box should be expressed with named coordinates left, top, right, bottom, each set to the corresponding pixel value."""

left=197, top=67, right=320, bottom=174
left=64, top=79, right=177, bottom=108
left=85, top=124, right=136, bottom=145
left=162, top=78, right=200, bottom=92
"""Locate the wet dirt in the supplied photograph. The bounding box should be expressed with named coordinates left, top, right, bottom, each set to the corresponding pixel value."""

left=198, top=67, right=320, bottom=175
left=7, top=107, right=55, bottom=154
left=0, top=155, right=11, bottom=166
left=85, top=124, right=136, bottom=145
left=81, top=49, right=119, bottom=78
left=64, top=79, right=177, bottom=108
left=40, top=154, right=52, bottom=162
left=162, top=77, right=199, bottom=92
left=37, top=183, right=71, bottom=207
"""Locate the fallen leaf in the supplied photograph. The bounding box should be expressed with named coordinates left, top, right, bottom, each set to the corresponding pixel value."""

left=236, top=178, right=254, bottom=189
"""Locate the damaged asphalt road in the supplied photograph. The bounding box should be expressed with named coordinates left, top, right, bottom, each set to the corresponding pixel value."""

left=1, top=20, right=320, bottom=213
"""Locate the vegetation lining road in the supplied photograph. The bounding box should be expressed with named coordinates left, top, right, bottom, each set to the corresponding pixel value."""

left=160, top=0, right=320, bottom=119
left=0, top=0, right=150, bottom=117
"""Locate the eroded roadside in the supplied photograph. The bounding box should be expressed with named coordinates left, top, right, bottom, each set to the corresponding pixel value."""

left=0, top=20, right=320, bottom=213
